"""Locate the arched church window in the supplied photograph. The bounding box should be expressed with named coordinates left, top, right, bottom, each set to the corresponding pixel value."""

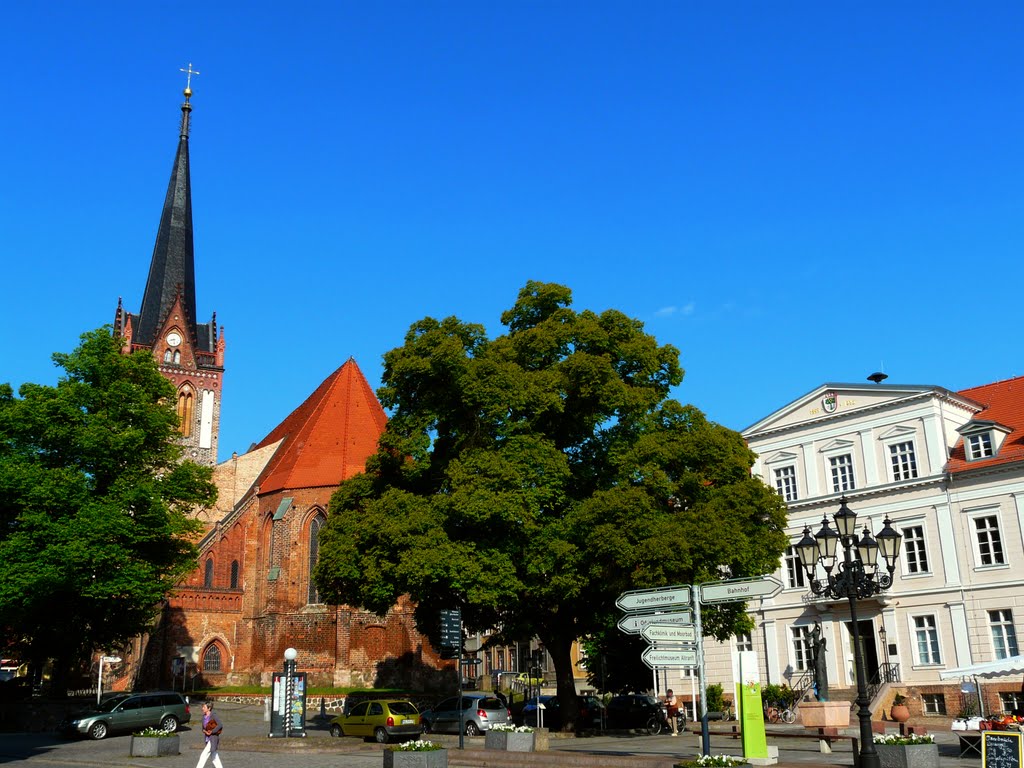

left=202, top=644, right=222, bottom=672
left=266, top=518, right=275, bottom=567
left=307, top=514, right=325, bottom=604
left=173, top=350, right=181, bottom=364
left=177, top=389, right=194, bottom=437
left=230, top=560, right=239, bottom=589
left=164, top=349, right=172, bottom=362
left=204, top=557, right=214, bottom=587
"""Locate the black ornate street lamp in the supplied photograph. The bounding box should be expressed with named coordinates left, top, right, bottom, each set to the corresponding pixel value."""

left=795, top=497, right=902, bottom=768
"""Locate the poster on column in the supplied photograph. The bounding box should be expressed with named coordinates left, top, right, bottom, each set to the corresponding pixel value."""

left=269, top=672, right=307, bottom=737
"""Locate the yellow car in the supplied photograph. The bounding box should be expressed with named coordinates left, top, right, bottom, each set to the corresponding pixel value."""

left=516, top=672, right=544, bottom=686
left=329, top=700, right=421, bottom=743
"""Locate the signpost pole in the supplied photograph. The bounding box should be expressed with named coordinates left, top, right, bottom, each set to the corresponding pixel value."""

left=694, top=583, right=709, bottom=756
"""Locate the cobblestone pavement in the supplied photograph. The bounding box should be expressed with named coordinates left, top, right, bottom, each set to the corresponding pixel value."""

left=0, top=701, right=983, bottom=768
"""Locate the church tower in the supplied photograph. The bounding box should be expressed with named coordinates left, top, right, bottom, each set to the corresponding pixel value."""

left=114, top=76, right=224, bottom=466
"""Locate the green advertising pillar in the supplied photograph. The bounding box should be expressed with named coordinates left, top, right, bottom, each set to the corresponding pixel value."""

left=737, top=650, right=770, bottom=761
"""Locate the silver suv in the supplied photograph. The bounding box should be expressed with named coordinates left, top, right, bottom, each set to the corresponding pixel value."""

left=421, top=694, right=510, bottom=735
left=63, top=691, right=191, bottom=740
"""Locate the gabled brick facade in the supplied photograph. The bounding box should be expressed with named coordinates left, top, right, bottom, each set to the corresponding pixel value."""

left=136, top=360, right=447, bottom=690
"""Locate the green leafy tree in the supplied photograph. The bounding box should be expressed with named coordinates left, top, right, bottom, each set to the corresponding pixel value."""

left=315, top=282, right=787, bottom=729
left=0, top=328, right=216, bottom=692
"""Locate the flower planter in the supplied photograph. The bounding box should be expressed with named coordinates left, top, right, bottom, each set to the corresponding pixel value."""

left=890, top=704, right=911, bottom=723
left=383, top=748, right=448, bottom=768
left=129, top=734, right=180, bottom=756
left=799, top=701, right=851, bottom=728
left=485, top=730, right=536, bottom=751
left=875, top=743, right=939, bottom=768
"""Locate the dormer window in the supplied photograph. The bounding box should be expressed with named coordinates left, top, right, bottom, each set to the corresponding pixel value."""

left=967, top=432, right=994, bottom=460
left=957, top=420, right=1010, bottom=463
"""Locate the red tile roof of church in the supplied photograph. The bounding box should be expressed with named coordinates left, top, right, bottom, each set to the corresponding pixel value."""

left=253, top=358, right=387, bottom=494
left=948, top=375, right=1024, bottom=473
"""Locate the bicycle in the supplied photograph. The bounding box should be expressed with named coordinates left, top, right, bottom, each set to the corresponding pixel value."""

left=765, top=703, right=796, bottom=724
left=646, top=704, right=686, bottom=735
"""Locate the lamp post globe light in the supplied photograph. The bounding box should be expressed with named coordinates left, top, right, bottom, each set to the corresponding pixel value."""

left=795, top=497, right=902, bottom=768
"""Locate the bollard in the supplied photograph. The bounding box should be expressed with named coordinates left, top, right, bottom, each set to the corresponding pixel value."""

left=264, top=695, right=271, bottom=722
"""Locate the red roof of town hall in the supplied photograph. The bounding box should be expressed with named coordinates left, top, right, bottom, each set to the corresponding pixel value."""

left=948, top=375, right=1024, bottom=474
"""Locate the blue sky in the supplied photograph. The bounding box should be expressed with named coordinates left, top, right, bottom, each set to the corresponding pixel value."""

left=3, top=2, right=1022, bottom=462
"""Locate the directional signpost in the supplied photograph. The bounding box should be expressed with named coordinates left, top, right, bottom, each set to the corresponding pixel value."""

left=617, top=574, right=783, bottom=759
left=641, top=624, right=698, bottom=645
left=641, top=646, right=699, bottom=669
left=616, top=586, right=691, bottom=612
left=699, top=575, right=784, bottom=605
left=617, top=609, right=693, bottom=634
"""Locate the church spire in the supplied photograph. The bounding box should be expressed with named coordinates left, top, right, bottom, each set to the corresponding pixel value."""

left=136, top=79, right=198, bottom=346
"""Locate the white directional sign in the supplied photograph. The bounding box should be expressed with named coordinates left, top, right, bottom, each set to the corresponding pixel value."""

left=699, top=575, right=784, bottom=605
left=618, top=610, right=693, bottom=634
left=616, top=586, right=691, bottom=613
left=641, top=647, right=699, bottom=669
left=641, top=624, right=698, bottom=645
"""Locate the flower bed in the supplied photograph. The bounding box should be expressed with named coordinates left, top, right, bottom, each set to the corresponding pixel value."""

left=675, top=755, right=749, bottom=767
left=129, top=728, right=180, bottom=757
left=485, top=724, right=536, bottom=751
left=872, top=734, right=938, bottom=768
left=384, top=740, right=447, bottom=768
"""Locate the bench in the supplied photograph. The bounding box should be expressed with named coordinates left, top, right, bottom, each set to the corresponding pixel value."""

left=687, top=726, right=859, bottom=757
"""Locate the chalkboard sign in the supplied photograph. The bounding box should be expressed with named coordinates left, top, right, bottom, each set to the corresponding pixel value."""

left=983, top=730, right=1023, bottom=768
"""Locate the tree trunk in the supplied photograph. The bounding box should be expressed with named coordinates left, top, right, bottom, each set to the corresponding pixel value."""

left=544, top=632, right=579, bottom=732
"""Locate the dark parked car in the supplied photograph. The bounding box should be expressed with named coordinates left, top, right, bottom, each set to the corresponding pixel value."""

left=605, top=694, right=661, bottom=731
left=62, top=691, right=191, bottom=740
left=521, top=694, right=604, bottom=730
left=420, top=694, right=510, bottom=735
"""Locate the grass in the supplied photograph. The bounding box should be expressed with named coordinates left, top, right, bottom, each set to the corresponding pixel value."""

left=196, top=685, right=410, bottom=696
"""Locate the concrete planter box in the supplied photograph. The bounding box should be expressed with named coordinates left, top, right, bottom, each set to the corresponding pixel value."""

left=383, top=748, right=448, bottom=768
left=875, top=743, right=939, bottom=768
left=129, top=734, right=180, bottom=757
left=799, top=701, right=851, bottom=728
left=485, top=730, right=536, bottom=751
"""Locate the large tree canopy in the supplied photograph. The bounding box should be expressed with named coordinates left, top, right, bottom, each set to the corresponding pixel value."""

left=0, top=328, right=216, bottom=691
left=315, top=282, right=787, bottom=727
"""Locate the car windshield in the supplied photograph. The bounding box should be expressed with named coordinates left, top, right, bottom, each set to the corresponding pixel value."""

left=388, top=702, right=417, bottom=716
left=478, top=698, right=504, bottom=710
left=97, top=695, right=132, bottom=713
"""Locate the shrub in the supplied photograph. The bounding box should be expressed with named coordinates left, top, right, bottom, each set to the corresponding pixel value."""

left=705, top=684, right=726, bottom=713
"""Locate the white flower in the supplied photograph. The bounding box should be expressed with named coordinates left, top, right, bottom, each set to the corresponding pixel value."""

left=872, top=734, right=935, bottom=745
left=490, top=723, right=534, bottom=733
left=391, top=739, right=443, bottom=752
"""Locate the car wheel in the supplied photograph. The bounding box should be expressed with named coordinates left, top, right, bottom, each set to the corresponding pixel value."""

left=88, top=721, right=108, bottom=740
left=465, top=721, right=480, bottom=737
left=330, top=724, right=342, bottom=737
left=374, top=727, right=389, bottom=744
left=159, top=715, right=178, bottom=733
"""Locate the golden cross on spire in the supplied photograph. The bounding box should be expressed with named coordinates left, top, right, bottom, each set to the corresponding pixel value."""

left=179, top=62, right=201, bottom=91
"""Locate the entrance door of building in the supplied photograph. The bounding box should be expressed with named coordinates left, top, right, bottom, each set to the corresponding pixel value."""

left=844, top=620, right=880, bottom=686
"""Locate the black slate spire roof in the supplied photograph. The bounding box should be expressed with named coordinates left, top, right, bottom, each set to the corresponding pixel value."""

left=135, top=88, right=199, bottom=348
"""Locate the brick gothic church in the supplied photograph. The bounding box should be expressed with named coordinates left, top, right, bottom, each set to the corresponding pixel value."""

left=117, top=88, right=444, bottom=690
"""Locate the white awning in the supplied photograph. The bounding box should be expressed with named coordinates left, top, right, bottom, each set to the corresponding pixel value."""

left=939, top=655, right=1024, bottom=679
